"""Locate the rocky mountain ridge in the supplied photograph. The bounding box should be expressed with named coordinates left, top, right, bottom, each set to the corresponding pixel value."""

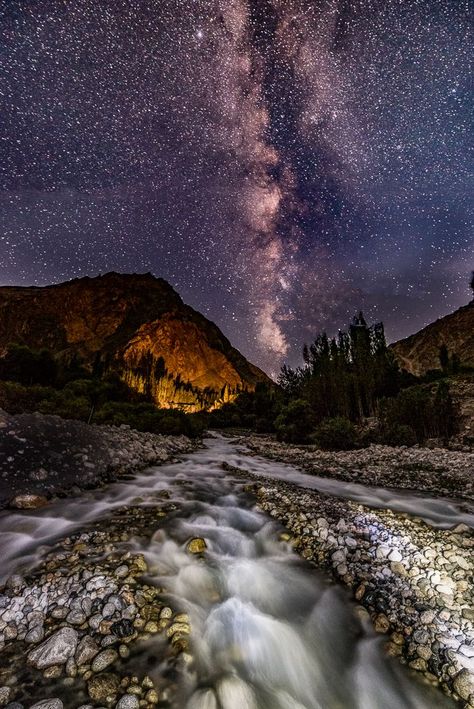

left=0, top=272, right=270, bottom=412
left=391, top=300, right=474, bottom=376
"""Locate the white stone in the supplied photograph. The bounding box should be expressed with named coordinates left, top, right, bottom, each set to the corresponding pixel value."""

left=28, top=627, right=78, bottom=669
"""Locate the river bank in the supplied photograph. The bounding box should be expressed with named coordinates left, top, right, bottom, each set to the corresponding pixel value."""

left=222, top=443, right=474, bottom=706
left=243, top=434, right=474, bottom=501
left=0, top=409, right=198, bottom=509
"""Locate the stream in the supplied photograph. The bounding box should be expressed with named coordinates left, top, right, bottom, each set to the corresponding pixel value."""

left=0, top=435, right=460, bottom=708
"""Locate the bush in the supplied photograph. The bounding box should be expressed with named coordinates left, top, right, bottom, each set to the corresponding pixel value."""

left=380, top=382, right=458, bottom=444
left=274, top=399, right=316, bottom=443
left=0, top=343, right=57, bottom=386
left=314, top=417, right=359, bottom=450
left=379, top=424, right=417, bottom=447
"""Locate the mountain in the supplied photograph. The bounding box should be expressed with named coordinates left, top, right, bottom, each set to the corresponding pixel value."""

left=0, top=272, right=271, bottom=412
left=390, top=301, right=474, bottom=376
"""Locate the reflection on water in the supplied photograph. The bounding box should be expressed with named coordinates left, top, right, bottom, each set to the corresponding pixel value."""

left=0, top=435, right=457, bottom=708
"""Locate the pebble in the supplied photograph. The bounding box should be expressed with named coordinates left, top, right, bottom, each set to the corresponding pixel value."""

left=453, top=668, right=474, bottom=701
left=91, top=649, right=118, bottom=672
left=75, top=635, right=100, bottom=666
left=115, top=696, right=139, bottom=709
left=0, top=687, right=11, bottom=706
left=186, top=537, right=207, bottom=554
left=28, top=628, right=78, bottom=669
left=235, top=450, right=474, bottom=703
left=9, top=495, right=48, bottom=510
left=88, top=673, right=120, bottom=702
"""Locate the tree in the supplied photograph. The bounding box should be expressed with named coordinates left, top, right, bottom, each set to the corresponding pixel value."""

left=274, top=399, right=316, bottom=443
left=280, top=313, right=400, bottom=425
left=0, top=343, right=57, bottom=386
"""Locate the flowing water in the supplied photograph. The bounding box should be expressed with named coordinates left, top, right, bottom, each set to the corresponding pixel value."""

left=0, top=435, right=462, bottom=708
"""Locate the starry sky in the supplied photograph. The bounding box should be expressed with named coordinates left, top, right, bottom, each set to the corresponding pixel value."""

left=0, top=0, right=472, bottom=375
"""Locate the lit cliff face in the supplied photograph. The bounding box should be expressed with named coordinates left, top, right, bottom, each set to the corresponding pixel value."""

left=0, top=272, right=271, bottom=411
left=119, top=315, right=255, bottom=412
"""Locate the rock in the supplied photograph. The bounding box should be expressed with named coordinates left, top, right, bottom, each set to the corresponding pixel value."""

left=5, top=575, right=25, bottom=594
left=25, top=625, right=45, bottom=644
left=331, top=550, right=346, bottom=564
left=132, top=555, right=147, bottom=572
left=420, top=610, right=436, bottom=624
left=75, top=635, right=100, bottom=666
left=28, top=628, right=78, bottom=669
left=30, top=702, right=63, bottom=709
left=102, top=603, right=115, bottom=618
left=452, top=555, right=471, bottom=571
left=186, top=537, right=207, bottom=554
left=374, top=614, right=390, bottom=634
left=110, top=619, right=134, bottom=638
left=88, top=673, right=120, bottom=702
left=145, top=689, right=159, bottom=703
left=116, top=696, right=140, bottom=709
left=453, top=669, right=474, bottom=701
left=91, top=648, right=118, bottom=672
left=390, top=561, right=407, bottom=576
left=114, top=565, right=129, bottom=578
left=66, top=609, right=86, bottom=625
left=0, top=687, right=11, bottom=706
left=9, top=494, right=48, bottom=509
left=417, top=645, right=432, bottom=661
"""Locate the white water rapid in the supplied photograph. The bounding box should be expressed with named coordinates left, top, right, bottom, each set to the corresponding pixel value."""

left=0, top=435, right=461, bottom=708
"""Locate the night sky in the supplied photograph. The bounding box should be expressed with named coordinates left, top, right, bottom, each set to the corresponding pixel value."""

left=0, top=0, right=472, bottom=375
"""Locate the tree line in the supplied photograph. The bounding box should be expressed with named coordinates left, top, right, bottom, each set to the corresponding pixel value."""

left=208, top=312, right=460, bottom=448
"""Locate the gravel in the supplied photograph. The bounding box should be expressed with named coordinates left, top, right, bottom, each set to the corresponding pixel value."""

left=0, top=497, right=190, bottom=708
left=0, top=408, right=197, bottom=508
left=245, top=434, right=474, bottom=501
left=225, top=461, right=474, bottom=707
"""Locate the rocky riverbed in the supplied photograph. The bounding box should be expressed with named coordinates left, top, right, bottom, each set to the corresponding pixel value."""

left=244, top=435, right=474, bottom=501
left=0, top=409, right=197, bottom=509
left=0, top=498, right=197, bottom=708
left=1, top=432, right=472, bottom=708
left=222, top=460, right=474, bottom=707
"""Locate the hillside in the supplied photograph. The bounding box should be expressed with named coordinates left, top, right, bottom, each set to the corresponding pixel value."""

left=0, top=272, right=270, bottom=412
left=390, top=301, right=474, bottom=376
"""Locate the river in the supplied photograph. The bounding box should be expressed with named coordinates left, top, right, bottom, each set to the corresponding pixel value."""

left=0, top=435, right=459, bottom=708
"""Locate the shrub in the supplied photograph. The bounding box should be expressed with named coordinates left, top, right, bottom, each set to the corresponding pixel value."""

left=379, top=382, right=458, bottom=444
left=379, top=424, right=417, bottom=447
left=314, top=417, right=359, bottom=450
left=0, top=344, right=57, bottom=386
left=274, top=399, right=316, bottom=443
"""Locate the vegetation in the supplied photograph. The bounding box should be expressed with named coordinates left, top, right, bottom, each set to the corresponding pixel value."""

left=274, top=399, right=316, bottom=443
left=205, top=312, right=460, bottom=449
left=379, top=381, right=457, bottom=445
left=0, top=343, right=205, bottom=438
left=314, top=417, right=359, bottom=451
left=0, top=310, right=462, bottom=447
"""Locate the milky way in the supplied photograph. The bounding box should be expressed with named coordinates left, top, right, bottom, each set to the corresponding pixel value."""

left=0, top=0, right=472, bottom=374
